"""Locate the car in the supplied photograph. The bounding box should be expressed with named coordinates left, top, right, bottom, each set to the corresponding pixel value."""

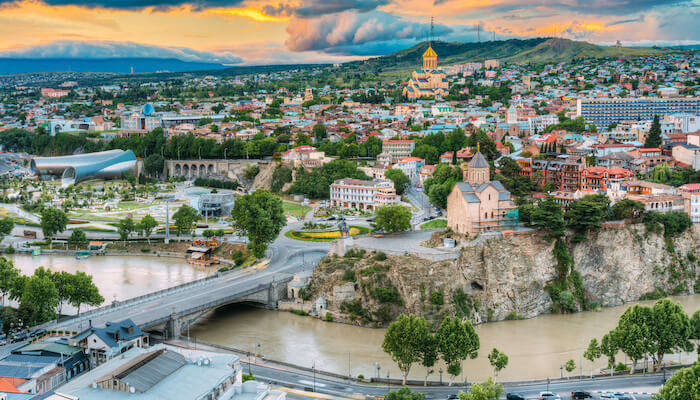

left=571, top=390, right=592, bottom=399
left=538, top=392, right=561, bottom=400
left=506, top=393, right=525, bottom=400
left=446, top=394, right=458, bottom=400
left=599, top=394, right=616, bottom=399
left=612, top=393, right=635, bottom=400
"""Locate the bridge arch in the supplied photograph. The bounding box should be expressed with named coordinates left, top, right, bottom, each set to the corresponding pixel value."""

left=174, top=164, right=181, bottom=175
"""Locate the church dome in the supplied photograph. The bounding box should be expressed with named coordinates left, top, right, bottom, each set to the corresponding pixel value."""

left=422, top=45, right=437, bottom=59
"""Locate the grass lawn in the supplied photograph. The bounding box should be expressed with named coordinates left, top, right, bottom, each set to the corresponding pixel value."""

left=283, top=201, right=311, bottom=219
left=420, top=219, right=447, bottom=230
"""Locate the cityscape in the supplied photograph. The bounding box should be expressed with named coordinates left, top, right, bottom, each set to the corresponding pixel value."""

left=0, top=1, right=698, bottom=400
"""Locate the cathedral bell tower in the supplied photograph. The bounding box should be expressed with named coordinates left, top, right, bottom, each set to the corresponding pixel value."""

left=422, top=45, right=438, bottom=69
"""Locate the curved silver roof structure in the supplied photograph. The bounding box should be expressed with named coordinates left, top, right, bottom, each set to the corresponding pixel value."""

left=61, top=150, right=137, bottom=186
left=31, top=149, right=126, bottom=176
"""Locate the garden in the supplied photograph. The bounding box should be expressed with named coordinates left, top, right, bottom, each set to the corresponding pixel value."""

left=285, top=225, right=372, bottom=241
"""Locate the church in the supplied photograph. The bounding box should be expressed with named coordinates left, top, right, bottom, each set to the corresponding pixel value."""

left=446, top=150, right=517, bottom=236
left=403, top=44, right=450, bottom=100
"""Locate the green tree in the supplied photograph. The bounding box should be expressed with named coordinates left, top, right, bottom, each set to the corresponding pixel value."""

left=373, top=204, right=412, bottom=233
left=564, top=359, right=576, bottom=377
left=648, top=299, right=694, bottom=371
left=173, top=205, right=200, bottom=238
left=21, top=274, right=58, bottom=325
left=231, top=190, right=285, bottom=258
left=40, top=207, right=68, bottom=249
left=68, top=229, right=88, bottom=249
left=69, top=271, right=104, bottom=315
left=653, top=361, right=698, bottom=400
left=0, top=217, right=14, bottom=241
left=144, top=154, right=165, bottom=177
left=423, top=164, right=461, bottom=209
left=458, top=378, right=504, bottom=400
left=0, top=257, right=19, bottom=306
left=691, top=310, right=700, bottom=352
left=600, top=331, right=619, bottom=376
left=385, top=169, right=410, bottom=195
left=51, top=270, right=74, bottom=315
left=644, top=115, right=662, bottom=148
left=436, top=316, right=480, bottom=385
left=487, top=348, right=508, bottom=381
left=312, top=123, right=327, bottom=142
left=117, top=217, right=135, bottom=243
left=382, top=314, right=429, bottom=385
left=583, top=338, right=602, bottom=377
left=138, top=215, right=158, bottom=243
left=611, top=199, right=645, bottom=221
left=530, top=197, right=565, bottom=238
left=419, top=330, right=438, bottom=386
left=564, top=193, right=610, bottom=241
left=616, top=305, right=654, bottom=373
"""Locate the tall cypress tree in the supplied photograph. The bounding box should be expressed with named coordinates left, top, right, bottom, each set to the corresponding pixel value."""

left=644, top=115, right=662, bottom=148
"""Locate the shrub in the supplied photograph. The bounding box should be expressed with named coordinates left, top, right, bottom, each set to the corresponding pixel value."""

left=372, top=251, right=387, bottom=261
left=242, top=373, right=255, bottom=382
left=290, top=309, right=309, bottom=316
left=324, top=313, right=333, bottom=322
left=640, top=288, right=668, bottom=300
left=505, top=311, right=522, bottom=320
left=357, top=374, right=364, bottom=379
left=614, top=362, right=629, bottom=372
left=342, top=269, right=356, bottom=282
left=140, top=248, right=151, bottom=253
left=345, top=248, right=366, bottom=258
left=374, top=287, right=400, bottom=303
left=429, top=289, right=444, bottom=306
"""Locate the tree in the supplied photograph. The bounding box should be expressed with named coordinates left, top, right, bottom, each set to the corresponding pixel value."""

left=616, top=305, right=654, bottom=373
left=373, top=204, right=412, bottom=233
left=40, top=207, right=68, bottom=248
left=382, top=314, right=429, bottom=385
left=312, top=123, right=327, bottom=142
left=424, top=164, right=461, bottom=209
left=644, top=115, right=662, bottom=148
left=51, top=270, right=74, bottom=315
left=21, top=274, right=58, bottom=325
left=691, top=310, right=700, bottom=352
left=564, top=359, right=576, bottom=378
left=418, top=330, right=438, bottom=386
left=0, top=257, right=19, bottom=306
left=653, top=361, right=698, bottom=400
left=144, top=154, right=165, bottom=177
left=583, top=338, right=602, bottom=377
left=0, top=217, right=14, bottom=241
left=173, top=205, right=200, bottom=238
left=68, top=229, right=88, bottom=249
left=117, top=217, right=135, bottom=243
left=530, top=197, right=565, bottom=238
left=385, top=169, right=410, bottom=195
left=648, top=299, right=694, bottom=371
left=69, top=271, right=104, bottom=315
left=436, top=316, right=480, bottom=385
left=600, top=331, right=619, bottom=376
left=138, top=215, right=157, bottom=243
left=231, top=190, right=285, bottom=258
left=610, top=199, right=645, bottom=221
left=458, top=378, right=504, bottom=400
left=487, top=348, right=508, bottom=381
left=564, top=194, right=610, bottom=241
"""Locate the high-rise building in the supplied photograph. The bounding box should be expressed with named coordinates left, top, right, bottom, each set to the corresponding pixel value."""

left=576, top=97, right=700, bottom=130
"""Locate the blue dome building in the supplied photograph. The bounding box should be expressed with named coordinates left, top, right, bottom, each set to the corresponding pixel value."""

left=142, top=103, right=155, bottom=116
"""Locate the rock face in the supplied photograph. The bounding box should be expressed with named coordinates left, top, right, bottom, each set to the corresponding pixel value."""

left=305, top=224, right=699, bottom=326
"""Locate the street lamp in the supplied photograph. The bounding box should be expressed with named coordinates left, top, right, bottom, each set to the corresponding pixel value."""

left=375, top=363, right=380, bottom=380
left=312, top=361, right=316, bottom=392
left=386, top=372, right=390, bottom=393
left=560, top=364, right=563, bottom=379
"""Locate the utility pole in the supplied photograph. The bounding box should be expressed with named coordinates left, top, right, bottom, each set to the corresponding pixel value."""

left=165, top=196, right=171, bottom=244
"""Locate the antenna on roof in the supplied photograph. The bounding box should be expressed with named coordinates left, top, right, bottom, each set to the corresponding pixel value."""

left=476, top=23, right=481, bottom=43
left=430, top=16, right=434, bottom=46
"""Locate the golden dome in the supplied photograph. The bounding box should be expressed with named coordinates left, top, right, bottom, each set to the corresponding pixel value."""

left=422, top=45, right=437, bottom=59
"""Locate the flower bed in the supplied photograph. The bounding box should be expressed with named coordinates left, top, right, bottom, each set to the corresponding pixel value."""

left=285, top=225, right=371, bottom=241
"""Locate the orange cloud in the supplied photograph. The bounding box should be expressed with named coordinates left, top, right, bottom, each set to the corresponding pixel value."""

left=209, top=7, right=290, bottom=22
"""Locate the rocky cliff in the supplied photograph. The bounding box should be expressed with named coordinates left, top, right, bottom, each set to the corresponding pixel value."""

left=304, top=224, right=698, bottom=327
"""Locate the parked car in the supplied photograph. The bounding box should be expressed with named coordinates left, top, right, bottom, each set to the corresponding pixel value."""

left=538, top=392, right=561, bottom=400
left=29, top=328, right=46, bottom=338
left=446, top=394, right=458, bottom=400
left=570, top=390, right=592, bottom=399
left=612, top=393, right=635, bottom=400
left=599, top=394, right=616, bottom=399
left=506, top=393, right=525, bottom=400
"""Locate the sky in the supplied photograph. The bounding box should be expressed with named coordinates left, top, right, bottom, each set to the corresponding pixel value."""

left=0, top=0, right=697, bottom=65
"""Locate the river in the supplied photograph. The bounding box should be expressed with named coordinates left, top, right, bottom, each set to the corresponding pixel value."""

left=190, top=295, right=700, bottom=382
left=5, top=254, right=210, bottom=314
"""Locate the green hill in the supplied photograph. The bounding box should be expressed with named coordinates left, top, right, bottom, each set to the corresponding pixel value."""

left=344, top=38, right=668, bottom=83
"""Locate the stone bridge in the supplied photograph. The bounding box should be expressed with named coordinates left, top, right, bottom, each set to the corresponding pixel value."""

left=44, top=268, right=292, bottom=339
left=165, top=159, right=268, bottom=181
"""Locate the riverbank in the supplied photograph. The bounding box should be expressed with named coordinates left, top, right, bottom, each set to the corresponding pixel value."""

left=189, top=295, right=700, bottom=382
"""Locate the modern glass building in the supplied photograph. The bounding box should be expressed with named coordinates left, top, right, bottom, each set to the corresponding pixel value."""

left=30, top=149, right=137, bottom=186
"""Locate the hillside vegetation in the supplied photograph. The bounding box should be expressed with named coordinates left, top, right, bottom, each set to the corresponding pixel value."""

left=344, top=38, right=668, bottom=82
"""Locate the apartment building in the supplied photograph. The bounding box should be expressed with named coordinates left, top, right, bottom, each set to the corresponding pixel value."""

left=329, top=178, right=399, bottom=210
left=580, top=166, right=632, bottom=191
left=679, top=183, right=700, bottom=223
left=576, top=97, right=700, bottom=130
left=381, top=140, right=415, bottom=163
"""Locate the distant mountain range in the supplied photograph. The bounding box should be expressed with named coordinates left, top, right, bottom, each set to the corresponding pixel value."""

left=0, top=57, right=231, bottom=75
left=355, top=38, right=675, bottom=77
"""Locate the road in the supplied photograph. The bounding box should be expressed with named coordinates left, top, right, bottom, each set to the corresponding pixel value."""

left=404, top=186, right=439, bottom=227
left=248, top=363, right=662, bottom=400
